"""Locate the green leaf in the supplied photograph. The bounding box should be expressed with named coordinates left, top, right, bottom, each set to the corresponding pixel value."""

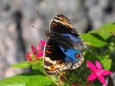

left=0, top=73, right=53, bottom=86
left=96, top=55, right=109, bottom=60
left=27, top=75, right=53, bottom=86
left=91, top=23, right=115, bottom=33
left=31, top=58, right=46, bottom=75
left=90, top=23, right=115, bottom=40
left=95, top=55, right=112, bottom=70
left=11, top=61, right=31, bottom=68
left=97, top=23, right=115, bottom=33
left=80, top=33, right=107, bottom=47
left=0, top=75, right=27, bottom=86
left=100, top=59, right=112, bottom=70
left=96, top=32, right=112, bottom=40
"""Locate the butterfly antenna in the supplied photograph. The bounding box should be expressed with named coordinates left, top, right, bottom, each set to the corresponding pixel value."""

left=36, top=10, right=42, bottom=20
left=32, top=26, right=45, bottom=32
left=32, top=26, right=38, bottom=30
left=32, top=10, right=46, bottom=32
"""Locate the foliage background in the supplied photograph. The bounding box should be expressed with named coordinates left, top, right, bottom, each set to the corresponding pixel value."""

left=0, top=0, right=115, bottom=85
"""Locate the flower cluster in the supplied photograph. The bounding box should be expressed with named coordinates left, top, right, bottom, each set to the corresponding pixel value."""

left=25, top=40, right=46, bottom=63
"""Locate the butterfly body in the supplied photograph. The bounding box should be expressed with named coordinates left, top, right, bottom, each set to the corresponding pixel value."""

left=44, top=14, right=84, bottom=75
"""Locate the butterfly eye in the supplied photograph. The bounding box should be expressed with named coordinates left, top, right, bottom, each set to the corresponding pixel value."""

left=57, top=60, right=64, bottom=65
left=75, top=54, right=80, bottom=58
left=50, top=65, right=56, bottom=70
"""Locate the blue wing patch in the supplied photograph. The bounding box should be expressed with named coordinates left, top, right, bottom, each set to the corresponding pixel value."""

left=59, top=46, right=81, bottom=63
left=59, top=45, right=84, bottom=69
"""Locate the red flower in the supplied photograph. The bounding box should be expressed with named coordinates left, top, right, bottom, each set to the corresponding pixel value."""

left=87, top=60, right=112, bottom=85
left=25, top=40, right=46, bottom=62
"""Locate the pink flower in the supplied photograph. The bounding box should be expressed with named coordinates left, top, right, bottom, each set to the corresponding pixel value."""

left=25, top=40, right=46, bottom=62
left=87, top=60, right=112, bottom=85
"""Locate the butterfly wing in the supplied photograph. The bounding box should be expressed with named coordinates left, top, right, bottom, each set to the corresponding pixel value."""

left=50, top=14, right=77, bottom=34
left=60, top=33, right=84, bottom=51
left=49, top=14, right=84, bottom=51
left=47, top=32, right=84, bottom=51
left=44, top=38, right=84, bottom=75
left=44, top=14, right=84, bottom=75
left=59, top=45, right=84, bottom=69
left=44, top=39, right=71, bottom=75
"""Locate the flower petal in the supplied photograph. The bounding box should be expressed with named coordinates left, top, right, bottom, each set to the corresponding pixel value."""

left=95, top=60, right=102, bottom=69
left=37, top=43, right=42, bottom=52
left=87, top=61, right=97, bottom=71
left=31, top=45, right=36, bottom=54
left=102, top=70, right=112, bottom=76
left=25, top=52, right=32, bottom=62
left=40, top=40, right=46, bottom=47
left=25, top=52, right=31, bottom=58
left=87, top=72, right=97, bottom=80
left=98, top=75, right=106, bottom=85
left=36, top=51, right=43, bottom=59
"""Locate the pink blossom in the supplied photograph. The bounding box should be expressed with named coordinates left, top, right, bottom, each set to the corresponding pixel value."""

left=87, top=60, right=112, bottom=85
left=25, top=40, right=46, bottom=62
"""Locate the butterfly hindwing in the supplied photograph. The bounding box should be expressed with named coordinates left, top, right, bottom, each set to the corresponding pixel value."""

left=44, top=39, right=70, bottom=74
left=44, top=39, right=84, bottom=74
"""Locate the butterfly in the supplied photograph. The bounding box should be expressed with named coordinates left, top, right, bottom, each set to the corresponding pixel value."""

left=43, top=14, right=84, bottom=75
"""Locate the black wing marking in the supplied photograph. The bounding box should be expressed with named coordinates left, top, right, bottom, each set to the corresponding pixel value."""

left=44, top=39, right=66, bottom=61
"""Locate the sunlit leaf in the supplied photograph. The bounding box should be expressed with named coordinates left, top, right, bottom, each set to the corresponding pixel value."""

left=100, top=59, right=112, bottom=70
left=90, top=23, right=115, bottom=40
left=99, top=23, right=115, bottom=32
left=0, top=73, right=53, bottom=86
left=80, top=33, right=107, bottom=47
left=96, top=55, right=109, bottom=60
left=11, top=61, right=30, bottom=68
left=91, top=23, right=115, bottom=33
